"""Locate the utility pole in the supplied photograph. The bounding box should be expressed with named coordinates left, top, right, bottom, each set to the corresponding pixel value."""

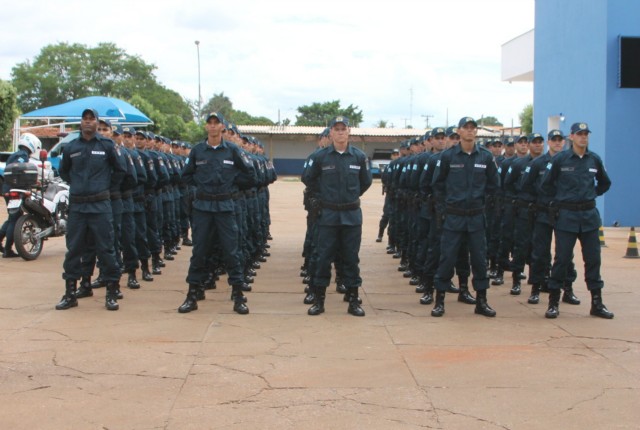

left=195, top=40, right=202, bottom=120
left=409, top=86, right=413, bottom=128
left=421, top=114, right=433, bottom=128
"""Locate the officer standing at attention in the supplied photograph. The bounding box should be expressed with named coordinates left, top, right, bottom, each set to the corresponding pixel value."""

left=540, top=122, right=613, bottom=319
left=177, top=112, right=257, bottom=315
left=302, top=116, right=373, bottom=316
left=55, top=108, right=126, bottom=311
left=430, top=117, right=499, bottom=317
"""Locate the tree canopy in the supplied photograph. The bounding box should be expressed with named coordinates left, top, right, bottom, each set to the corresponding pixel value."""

left=0, top=80, right=19, bottom=150
left=519, top=104, right=533, bottom=134
left=11, top=42, right=192, bottom=122
left=201, top=92, right=274, bottom=126
left=295, top=100, right=363, bottom=127
left=478, top=115, right=503, bottom=126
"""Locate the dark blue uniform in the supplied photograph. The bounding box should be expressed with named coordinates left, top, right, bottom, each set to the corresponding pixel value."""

left=431, top=142, right=499, bottom=317
left=302, top=143, right=372, bottom=314
left=181, top=138, right=257, bottom=308
left=539, top=144, right=613, bottom=318
left=57, top=131, right=126, bottom=309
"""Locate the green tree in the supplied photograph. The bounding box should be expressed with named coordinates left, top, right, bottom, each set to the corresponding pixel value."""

left=478, top=115, right=503, bottom=126
left=182, top=120, right=205, bottom=144
left=519, top=104, right=533, bottom=134
left=376, top=120, right=388, bottom=128
left=201, top=92, right=233, bottom=120
left=230, top=110, right=274, bottom=126
left=295, top=100, right=363, bottom=127
left=0, top=80, right=20, bottom=150
left=11, top=42, right=192, bottom=121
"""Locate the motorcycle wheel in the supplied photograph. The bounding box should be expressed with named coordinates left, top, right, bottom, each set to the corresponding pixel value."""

left=13, top=214, right=44, bottom=261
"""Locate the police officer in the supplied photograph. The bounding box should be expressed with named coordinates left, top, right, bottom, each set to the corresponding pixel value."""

left=177, top=112, right=257, bottom=315
left=301, top=116, right=373, bottom=316
left=430, top=117, right=499, bottom=317
left=55, top=108, right=126, bottom=311
left=377, top=149, right=400, bottom=243
left=540, top=122, right=613, bottom=319
left=0, top=133, right=41, bottom=258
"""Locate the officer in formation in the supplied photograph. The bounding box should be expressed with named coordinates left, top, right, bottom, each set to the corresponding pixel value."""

left=301, top=116, right=373, bottom=317
left=375, top=148, right=400, bottom=244
left=0, top=133, right=41, bottom=258
left=539, top=122, right=613, bottom=319
left=55, top=109, right=126, bottom=311
left=177, top=112, right=276, bottom=315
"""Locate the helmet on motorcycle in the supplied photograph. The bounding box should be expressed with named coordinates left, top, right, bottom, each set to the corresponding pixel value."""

left=18, top=133, right=41, bottom=155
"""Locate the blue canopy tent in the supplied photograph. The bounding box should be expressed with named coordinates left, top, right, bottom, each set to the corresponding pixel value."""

left=14, top=96, right=153, bottom=148
left=21, top=96, right=152, bottom=123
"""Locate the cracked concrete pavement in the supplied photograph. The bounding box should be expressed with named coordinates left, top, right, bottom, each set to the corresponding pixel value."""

left=1, top=179, right=639, bottom=429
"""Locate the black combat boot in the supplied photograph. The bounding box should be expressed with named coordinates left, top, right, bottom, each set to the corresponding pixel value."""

left=457, top=281, right=477, bottom=305
left=336, top=282, right=347, bottom=294
left=347, top=289, right=365, bottom=317
left=308, top=286, right=326, bottom=315
left=141, top=260, right=153, bottom=281
left=300, top=266, right=308, bottom=277
left=415, top=276, right=427, bottom=294
left=232, top=286, right=249, bottom=314
left=127, top=271, right=140, bottom=289
left=589, top=289, right=614, bottom=319
left=195, top=284, right=206, bottom=301
left=105, top=282, right=120, bottom=311
left=488, top=259, right=498, bottom=278
left=491, top=269, right=504, bottom=286
left=527, top=283, right=541, bottom=304
left=409, top=275, right=420, bottom=286
left=203, top=273, right=216, bottom=290
left=446, top=282, right=460, bottom=294
left=152, top=254, right=163, bottom=275
left=91, top=275, right=105, bottom=289
left=387, top=246, right=396, bottom=255
left=75, top=276, right=93, bottom=298
left=56, top=279, right=78, bottom=310
left=562, top=282, right=581, bottom=305
left=376, top=226, right=385, bottom=243
left=474, top=289, right=496, bottom=317
left=178, top=284, right=199, bottom=313
left=510, top=277, right=522, bottom=295
left=302, top=275, right=311, bottom=284
left=545, top=289, right=561, bottom=318
left=163, top=248, right=175, bottom=261
left=431, top=290, right=446, bottom=317
left=303, top=284, right=316, bottom=305
left=420, top=280, right=434, bottom=305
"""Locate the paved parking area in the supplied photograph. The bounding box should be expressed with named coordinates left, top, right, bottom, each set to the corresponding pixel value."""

left=1, top=179, right=638, bottom=429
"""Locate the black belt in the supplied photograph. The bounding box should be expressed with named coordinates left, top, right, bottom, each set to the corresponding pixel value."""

left=69, top=190, right=111, bottom=204
left=320, top=199, right=360, bottom=211
left=196, top=191, right=233, bottom=201
left=121, top=190, right=133, bottom=199
left=232, top=192, right=243, bottom=200
left=144, top=189, right=155, bottom=196
left=554, top=200, right=596, bottom=211
left=445, top=205, right=485, bottom=216
left=133, top=194, right=145, bottom=202
left=110, top=191, right=122, bottom=200
left=245, top=190, right=257, bottom=198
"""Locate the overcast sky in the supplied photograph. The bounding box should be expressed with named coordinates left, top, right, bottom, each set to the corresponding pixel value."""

left=1, top=0, right=534, bottom=129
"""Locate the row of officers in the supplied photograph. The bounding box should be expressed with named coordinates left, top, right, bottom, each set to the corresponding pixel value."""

left=377, top=117, right=614, bottom=319
left=54, top=109, right=276, bottom=314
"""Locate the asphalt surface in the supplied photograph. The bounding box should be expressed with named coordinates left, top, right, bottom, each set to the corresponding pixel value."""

left=1, top=179, right=638, bottom=429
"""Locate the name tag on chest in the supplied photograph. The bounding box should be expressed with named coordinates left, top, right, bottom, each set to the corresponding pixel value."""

left=474, top=164, right=487, bottom=169
left=223, top=160, right=234, bottom=166
left=349, top=165, right=361, bottom=170
left=92, top=151, right=105, bottom=155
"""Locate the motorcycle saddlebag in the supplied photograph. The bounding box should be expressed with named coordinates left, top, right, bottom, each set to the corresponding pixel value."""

left=4, top=162, right=38, bottom=188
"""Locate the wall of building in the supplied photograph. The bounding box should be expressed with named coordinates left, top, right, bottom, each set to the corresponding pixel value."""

left=534, top=0, right=640, bottom=226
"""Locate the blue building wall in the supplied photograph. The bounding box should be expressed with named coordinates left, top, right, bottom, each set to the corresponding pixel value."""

left=534, top=0, right=640, bottom=226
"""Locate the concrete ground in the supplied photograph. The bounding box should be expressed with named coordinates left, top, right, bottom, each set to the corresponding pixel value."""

left=1, top=179, right=639, bottom=430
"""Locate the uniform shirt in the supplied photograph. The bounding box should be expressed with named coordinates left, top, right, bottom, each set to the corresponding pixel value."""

left=301, top=144, right=372, bottom=226
left=59, top=133, right=126, bottom=213
left=418, top=150, right=443, bottom=219
left=2, top=149, right=31, bottom=193
left=431, top=143, right=499, bottom=232
left=520, top=151, right=553, bottom=224
left=504, top=154, right=536, bottom=202
left=182, top=139, right=256, bottom=213
left=540, top=148, right=611, bottom=233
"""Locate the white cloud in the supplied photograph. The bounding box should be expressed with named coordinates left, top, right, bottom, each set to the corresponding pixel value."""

left=0, top=0, right=534, bottom=127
